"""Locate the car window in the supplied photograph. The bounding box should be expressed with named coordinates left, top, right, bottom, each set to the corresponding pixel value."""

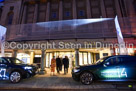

left=7, top=58, right=25, bottom=64
left=0, top=58, right=8, bottom=64
left=104, top=57, right=119, bottom=66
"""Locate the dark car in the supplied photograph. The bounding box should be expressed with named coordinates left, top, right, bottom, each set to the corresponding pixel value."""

left=72, top=55, right=136, bottom=85
left=0, top=57, right=39, bottom=83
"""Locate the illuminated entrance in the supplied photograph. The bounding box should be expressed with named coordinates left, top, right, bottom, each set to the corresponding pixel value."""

left=45, top=49, right=111, bottom=68
left=46, top=51, right=75, bottom=68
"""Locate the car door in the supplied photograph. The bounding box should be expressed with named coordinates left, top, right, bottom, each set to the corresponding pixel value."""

left=97, top=57, right=128, bottom=81
left=119, top=56, right=136, bottom=80
left=0, top=58, right=9, bottom=80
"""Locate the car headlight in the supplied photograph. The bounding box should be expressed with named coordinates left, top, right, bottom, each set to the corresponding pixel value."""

left=24, top=66, right=32, bottom=70
left=73, top=69, right=80, bottom=73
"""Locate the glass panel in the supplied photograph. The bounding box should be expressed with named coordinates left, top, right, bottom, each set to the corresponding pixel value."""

left=46, top=53, right=49, bottom=67
left=83, top=53, right=88, bottom=65
left=79, top=52, right=83, bottom=65
left=88, top=52, right=92, bottom=64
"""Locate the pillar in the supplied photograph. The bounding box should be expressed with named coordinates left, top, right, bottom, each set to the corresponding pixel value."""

left=30, top=51, right=34, bottom=64
left=115, top=0, right=122, bottom=17
left=33, top=4, right=38, bottom=23
left=12, top=50, right=17, bottom=58
left=59, top=0, right=63, bottom=20
left=21, top=4, right=27, bottom=24
left=99, top=51, right=103, bottom=59
left=33, top=4, right=38, bottom=32
left=100, top=0, right=106, bottom=18
left=86, top=0, right=91, bottom=18
left=75, top=49, right=79, bottom=66
left=58, top=0, right=63, bottom=31
left=73, top=0, right=77, bottom=19
left=39, top=50, right=46, bottom=74
left=46, top=1, right=50, bottom=21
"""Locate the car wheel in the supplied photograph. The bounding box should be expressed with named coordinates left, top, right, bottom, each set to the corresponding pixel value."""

left=80, top=72, right=93, bottom=85
left=9, top=71, right=22, bottom=83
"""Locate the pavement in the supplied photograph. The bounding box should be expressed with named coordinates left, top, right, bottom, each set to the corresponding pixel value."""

left=0, top=68, right=136, bottom=91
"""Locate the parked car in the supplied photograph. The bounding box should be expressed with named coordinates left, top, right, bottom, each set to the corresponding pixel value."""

left=72, top=55, right=136, bottom=85
left=0, top=57, right=39, bottom=83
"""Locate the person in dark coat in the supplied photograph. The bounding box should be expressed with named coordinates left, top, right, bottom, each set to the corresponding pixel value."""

left=62, top=56, right=69, bottom=74
left=56, top=56, right=62, bottom=74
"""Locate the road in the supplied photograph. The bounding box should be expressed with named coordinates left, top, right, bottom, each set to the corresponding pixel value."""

left=0, top=69, right=136, bottom=91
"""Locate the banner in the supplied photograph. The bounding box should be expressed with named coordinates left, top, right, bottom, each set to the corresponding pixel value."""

left=0, top=25, right=7, bottom=57
left=115, top=16, right=128, bottom=55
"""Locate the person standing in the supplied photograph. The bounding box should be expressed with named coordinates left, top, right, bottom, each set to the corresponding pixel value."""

left=51, top=56, right=56, bottom=76
left=56, top=56, right=62, bottom=74
left=62, top=56, right=69, bottom=75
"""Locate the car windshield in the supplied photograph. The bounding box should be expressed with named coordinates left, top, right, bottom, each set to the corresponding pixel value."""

left=96, top=57, right=107, bottom=64
left=6, top=58, right=25, bottom=64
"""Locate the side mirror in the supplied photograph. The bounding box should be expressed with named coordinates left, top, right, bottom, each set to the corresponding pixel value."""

left=103, top=62, right=110, bottom=67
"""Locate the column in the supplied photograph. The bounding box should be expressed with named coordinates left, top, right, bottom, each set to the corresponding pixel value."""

left=39, top=50, right=46, bottom=74
left=99, top=50, right=103, bottom=59
left=33, top=4, right=38, bottom=23
left=59, top=0, right=63, bottom=20
left=12, top=50, right=17, bottom=58
left=115, top=0, right=122, bottom=17
left=86, top=0, right=91, bottom=18
left=75, top=49, right=79, bottom=66
left=58, top=0, right=63, bottom=31
left=19, top=4, right=27, bottom=35
left=73, top=0, right=77, bottom=19
left=100, top=0, right=106, bottom=18
left=46, top=1, right=50, bottom=21
left=30, top=51, right=34, bottom=64
left=32, top=3, right=38, bottom=32
left=21, top=4, right=27, bottom=24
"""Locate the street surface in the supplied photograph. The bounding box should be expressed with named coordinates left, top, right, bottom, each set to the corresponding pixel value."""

left=0, top=69, right=136, bottom=91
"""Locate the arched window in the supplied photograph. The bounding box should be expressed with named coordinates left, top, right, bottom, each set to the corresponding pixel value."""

left=6, top=12, right=14, bottom=25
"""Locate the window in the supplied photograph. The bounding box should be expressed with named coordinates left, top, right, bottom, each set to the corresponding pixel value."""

left=79, top=10, right=85, bottom=16
left=52, top=12, right=57, bottom=18
left=0, top=58, right=8, bottom=64
left=65, top=11, right=70, bottom=17
left=50, top=0, right=59, bottom=21
left=76, top=0, right=87, bottom=19
left=63, top=0, right=73, bottom=20
left=103, top=53, right=108, bottom=57
left=90, top=0, right=102, bottom=18
left=37, top=3, right=46, bottom=22
left=25, top=4, right=35, bottom=23
left=105, top=57, right=121, bottom=66
left=104, top=0, right=116, bottom=18
left=6, top=12, right=14, bottom=25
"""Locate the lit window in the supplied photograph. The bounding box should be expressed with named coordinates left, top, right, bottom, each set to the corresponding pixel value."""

left=66, top=11, right=70, bottom=17
left=52, top=12, right=57, bottom=18
left=79, top=10, right=84, bottom=16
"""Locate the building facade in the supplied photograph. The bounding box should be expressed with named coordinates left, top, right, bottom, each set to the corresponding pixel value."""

left=0, top=0, right=136, bottom=73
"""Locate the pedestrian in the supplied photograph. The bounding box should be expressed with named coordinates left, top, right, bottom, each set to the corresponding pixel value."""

left=50, top=56, right=56, bottom=76
left=56, top=56, right=62, bottom=74
left=62, top=56, right=69, bottom=75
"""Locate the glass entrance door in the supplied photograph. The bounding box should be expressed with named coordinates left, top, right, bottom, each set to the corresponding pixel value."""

left=45, top=52, right=75, bottom=68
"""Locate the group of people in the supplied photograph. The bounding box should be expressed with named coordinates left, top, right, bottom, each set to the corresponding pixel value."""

left=50, top=56, right=69, bottom=76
